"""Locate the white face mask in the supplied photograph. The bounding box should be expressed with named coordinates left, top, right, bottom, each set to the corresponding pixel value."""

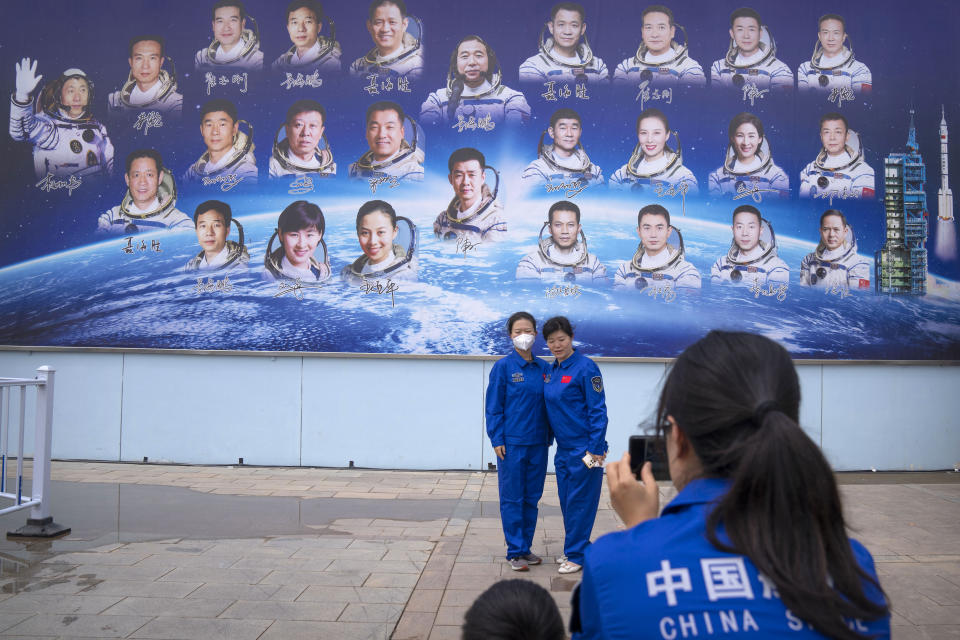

left=512, top=334, right=535, bottom=351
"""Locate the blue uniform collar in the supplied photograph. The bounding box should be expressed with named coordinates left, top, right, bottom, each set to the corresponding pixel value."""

left=507, top=349, right=539, bottom=367
left=661, top=477, right=731, bottom=515
left=552, top=348, right=582, bottom=369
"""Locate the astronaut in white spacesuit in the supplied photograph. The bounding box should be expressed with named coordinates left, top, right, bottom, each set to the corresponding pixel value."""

left=107, top=36, right=182, bottom=116
left=522, top=108, right=603, bottom=186
left=264, top=200, right=331, bottom=283
left=708, top=112, right=789, bottom=197
left=348, top=101, right=423, bottom=182
left=711, top=204, right=789, bottom=286
left=710, top=7, right=792, bottom=91
left=613, top=4, right=705, bottom=88
left=420, top=36, right=530, bottom=126
left=341, top=199, right=418, bottom=284
left=797, top=14, right=872, bottom=93
left=98, top=149, right=190, bottom=234
left=183, top=99, right=258, bottom=184
left=184, top=200, right=250, bottom=272
left=270, top=99, right=335, bottom=178
left=609, top=108, right=698, bottom=193
left=434, top=148, right=506, bottom=243
left=9, top=58, right=114, bottom=181
left=518, top=2, right=608, bottom=85
left=349, top=0, right=424, bottom=81
left=614, top=204, right=701, bottom=290
left=516, top=201, right=606, bottom=283
left=800, top=209, right=871, bottom=291
left=272, top=0, right=341, bottom=74
left=195, top=0, right=264, bottom=71
left=799, top=112, right=874, bottom=199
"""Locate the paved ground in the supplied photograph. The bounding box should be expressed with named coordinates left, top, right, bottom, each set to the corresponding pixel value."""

left=0, top=462, right=955, bottom=639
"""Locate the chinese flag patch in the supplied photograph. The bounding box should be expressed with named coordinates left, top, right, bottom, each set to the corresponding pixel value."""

left=858, top=279, right=870, bottom=289
left=561, top=375, right=572, bottom=384
left=862, top=187, right=875, bottom=198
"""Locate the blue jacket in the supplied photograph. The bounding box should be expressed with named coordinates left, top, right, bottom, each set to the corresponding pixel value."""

left=485, top=350, right=551, bottom=447
left=543, top=350, right=608, bottom=454
left=574, top=478, right=890, bottom=639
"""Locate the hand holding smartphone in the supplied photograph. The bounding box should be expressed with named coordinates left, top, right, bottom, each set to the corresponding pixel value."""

left=628, top=435, right=669, bottom=481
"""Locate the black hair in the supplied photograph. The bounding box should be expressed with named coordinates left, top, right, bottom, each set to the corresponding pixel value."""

left=728, top=112, right=764, bottom=143
left=194, top=199, right=232, bottom=226
left=278, top=200, right=325, bottom=235
left=506, top=311, right=536, bottom=334
left=729, top=7, right=762, bottom=27
left=212, top=0, right=246, bottom=20
left=542, top=316, right=573, bottom=340
left=819, top=112, right=849, bottom=131
left=636, top=108, right=669, bottom=133
left=285, top=99, right=326, bottom=125
left=200, top=99, right=238, bottom=123
left=550, top=2, right=585, bottom=21
left=641, top=4, right=674, bottom=26
left=638, top=203, right=670, bottom=227
left=366, top=100, right=405, bottom=125
left=125, top=149, right=163, bottom=175
left=356, top=199, right=397, bottom=231
left=462, top=579, right=565, bottom=640
left=285, top=0, right=324, bottom=22
left=818, top=13, right=846, bottom=30
left=128, top=35, right=165, bottom=58
left=548, top=200, right=580, bottom=225
left=448, top=147, right=485, bottom=173
left=820, top=209, right=848, bottom=227
left=549, top=107, right=581, bottom=129
left=654, top=331, right=888, bottom=639
left=446, top=35, right=499, bottom=121
left=368, top=0, right=407, bottom=20
left=732, top=204, right=761, bottom=225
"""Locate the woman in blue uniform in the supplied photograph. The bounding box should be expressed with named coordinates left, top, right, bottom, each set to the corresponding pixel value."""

left=542, top=316, right=608, bottom=575
left=573, top=331, right=890, bottom=639
left=484, top=312, right=552, bottom=572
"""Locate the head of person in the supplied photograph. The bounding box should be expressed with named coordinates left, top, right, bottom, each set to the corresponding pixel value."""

left=453, top=36, right=497, bottom=88
left=636, top=108, right=670, bottom=161
left=193, top=200, right=232, bottom=258
left=731, top=205, right=762, bottom=253
left=728, top=112, right=764, bottom=162
left=284, top=99, right=326, bottom=161
left=641, top=5, right=676, bottom=56
left=200, top=99, right=239, bottom=155
left=448, top=147, right=486, bottom=210
left=548, top=2, right=587, bottom=54
left=548, top=201, right=581, bottom=250
left=365, top=101, right=405, bottom=161
left=356, top=199, right=399, bottom=266
left=819, top=209, right=848, bottom=251
left=212, top=0, right=247, bottom=49
left=653, top=330, right=888, bottom=638
left=59, top=73, right=91, bottom=116
left=285, top=0, right=324, bottom=52
left=817, top=13, right=846, bottom=56
left=367, top=0, right=409, bottom=56
left=462, top=579, right=565, bottom=640
left=729, top=7, right=762, bottom=56
left=542, top=316, right=574, bottom=362
left=819, top=112, right=849, bottom=157
left=277, top=200, right=324, bottom=269
left=638, top=204, right=671, bottom=257
left=548, top=108, right=582, bottom=154
left=124, top=149, right=163, bottom=208
left=127, top=36, right=165, bottom=90
left=506, top=311, right=537, bottom=343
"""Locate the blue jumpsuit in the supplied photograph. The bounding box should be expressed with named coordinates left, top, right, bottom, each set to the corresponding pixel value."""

left=485, top=350, right=551, bottom=560
left=543, top=349, right=608, bottom=566
left=573, top=478, right=890, bottom=639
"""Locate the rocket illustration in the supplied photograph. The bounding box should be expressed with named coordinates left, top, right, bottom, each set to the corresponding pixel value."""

left=935, top=105, right=957, bottom=261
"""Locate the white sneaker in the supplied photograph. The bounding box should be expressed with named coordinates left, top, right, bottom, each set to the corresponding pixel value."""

left=556, top=554, right=567, bottom=564
left=558, top=560, right=582, bottom=574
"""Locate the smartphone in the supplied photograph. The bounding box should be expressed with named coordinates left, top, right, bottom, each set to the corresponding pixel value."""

left=628, top=435, right=669, bottom=481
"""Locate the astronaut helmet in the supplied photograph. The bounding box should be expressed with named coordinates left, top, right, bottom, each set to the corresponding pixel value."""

left=724, top=8, right=777, bottom=84
left=629, top=222, right=686, bottom=289
left=185, top=200, right=250, bottom=272
left=264, top=200, right=331, bottom=283
left=343, top=200, right=418, bottom=282
left=634, top=5, right=690, bottom=71
left=119, top=149, right=178, bottom=226
left=445, top=35, right=503, bottom=102
left=273, top=99, right=334, bottom=174
left=537, top=4, right=596, bottom=74
left=204, top=5, right=261, bottom=65
left=39, top=68, right=94, bottom=119
left=726, top=207, right=779, bottom=272
left=443, top=150, right=500, bottom=232
left=810, top=21, right=854, bottom=77
left=536, top=212, right=589, bottom=269
left=627, top=108, right=683, bottom=179
left=539, top=108, right=594, bottom=175
left=815, top=210, right=858, bottom=259
left=355, top=101, right=424, bottom=174
left=119, top=35, right=178, bottom=108
left=362, top=1, right=423, bottom=69
left=814, top=119, right=864, bottom=173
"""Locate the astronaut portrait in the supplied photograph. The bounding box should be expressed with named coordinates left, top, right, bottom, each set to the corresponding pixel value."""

left=107, top=35, right=183, bottom=115
left=183, top=99, right=258, bottom=184
left=613, top=204, right=701, bottom=290
left=516, top=201, right=607, bottom=283
left=609, top=108, right=698, bottom=193
left=272, top=0, right=342, bottom=73
left=708, top=112, right=789, bottom=197
left=349, top=0, right=424, bottom=81
left=797, top=14, right=872, bottom=93
left=522, top=108, right=603, bottom=185
left=263, top=200, right=331, bottom=283
left=518, top=2, right=608, bottom=85
left=195, top=0, right=264, bottom=71
left=184, top=200, right=250, bottom=272
left=270, top=99, right=335, bottom=178
left=710, top=204, right=789, bottom=286
left=98, top=149, right=190, bottom=234
left=710, top=7, right=792, bottom=91
left=799, top=112, right=874, bottom=199
left=420, top=35, right=531, bottom=126
left=613, top=4, right=705, bottom=88
left=348, top=101, right=424, bottom=182
left=341, top=199, right=419, bottom=284
left=433, top=147, right=506, bottom=243
left=9, top=58, right=114, bottom=181
left=800, top=209, right=870, bottom=290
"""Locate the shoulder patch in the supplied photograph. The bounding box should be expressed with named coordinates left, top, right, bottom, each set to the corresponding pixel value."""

left=591, top=376, right=603, bottom=393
